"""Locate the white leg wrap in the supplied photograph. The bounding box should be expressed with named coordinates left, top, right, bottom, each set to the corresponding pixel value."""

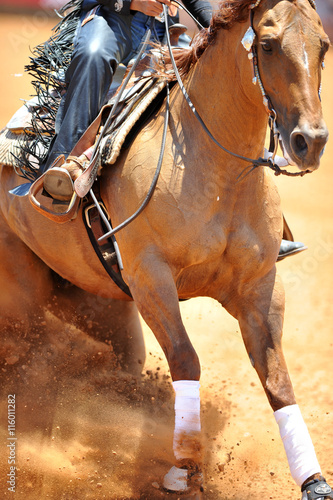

left=173, top=380, right=201, bottom=460
left=274, top=404, right=321, bottom=487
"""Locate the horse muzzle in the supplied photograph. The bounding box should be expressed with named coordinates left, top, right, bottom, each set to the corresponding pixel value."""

left=287, top=121, right=329, bottom=172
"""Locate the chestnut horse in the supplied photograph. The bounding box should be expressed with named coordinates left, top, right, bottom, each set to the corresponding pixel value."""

left=0, top=0, right=331, bottom=497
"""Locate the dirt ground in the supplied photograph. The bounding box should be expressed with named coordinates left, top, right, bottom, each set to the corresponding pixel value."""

left=0, top=9, right=333, bottom=500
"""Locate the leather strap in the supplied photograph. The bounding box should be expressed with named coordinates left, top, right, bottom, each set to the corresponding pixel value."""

left=282, top=214, right=294, bottom=242
left=82, top=192, right=132, bottom=298
left=162, top=5, right=312, bottom=178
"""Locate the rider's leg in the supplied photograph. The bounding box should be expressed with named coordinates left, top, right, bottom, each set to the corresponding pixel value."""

left=42, top=7, right=132, bottom=199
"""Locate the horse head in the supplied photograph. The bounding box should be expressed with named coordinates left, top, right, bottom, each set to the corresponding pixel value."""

left=252, top=0, right=330, bottom=171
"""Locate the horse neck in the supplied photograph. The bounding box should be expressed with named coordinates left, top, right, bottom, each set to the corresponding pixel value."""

left=182, top=24, right=268, bottom=169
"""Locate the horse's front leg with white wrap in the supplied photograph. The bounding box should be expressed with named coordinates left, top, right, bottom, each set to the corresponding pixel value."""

left=125, top=259, right=202, bottom=492
left=274, top=405, right=333, bottom=499
left=233, top=271, right=333, bottom=498
left=274, top=404, right=321, bottom=487
left=163, top=380, right=203, bottom=493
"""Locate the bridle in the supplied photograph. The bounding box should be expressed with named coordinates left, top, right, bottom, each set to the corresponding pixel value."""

left=246, top=0, right=318, bottom=174
left=164, top=0, right=319, bottom=179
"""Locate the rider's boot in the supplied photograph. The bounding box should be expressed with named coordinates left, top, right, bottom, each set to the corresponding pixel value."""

left=278, top=239, right=307, bottom=261
left=43, top=147, right=93, bottom=201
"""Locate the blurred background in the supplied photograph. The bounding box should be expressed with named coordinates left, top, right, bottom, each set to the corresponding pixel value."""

left=0, top=0, right=65, bottom=11
left=318, top=0, right=333, bottom=40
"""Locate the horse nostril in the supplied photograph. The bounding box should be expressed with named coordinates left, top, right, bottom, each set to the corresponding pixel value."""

left=289, top=123, right=328, bottom=168
left=293, top=133, right=308, bottom=156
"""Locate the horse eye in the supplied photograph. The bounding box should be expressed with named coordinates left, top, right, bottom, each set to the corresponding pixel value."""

left=260, top=40, right=273, bottom=53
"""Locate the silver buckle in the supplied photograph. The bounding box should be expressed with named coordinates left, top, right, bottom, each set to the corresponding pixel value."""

left=84, top=201, right=109, bottom=229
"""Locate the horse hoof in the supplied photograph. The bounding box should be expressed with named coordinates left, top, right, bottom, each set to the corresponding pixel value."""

left=163, top=466, right=203, bottom=497
left=163, top=466, right=188, bottom=492
left=301, top=478, right=333, bottom=499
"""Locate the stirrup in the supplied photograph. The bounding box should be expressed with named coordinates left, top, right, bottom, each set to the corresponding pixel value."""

left=29, top=171, right=80, bottom=224
left=301, top=477, right=333, bottom=499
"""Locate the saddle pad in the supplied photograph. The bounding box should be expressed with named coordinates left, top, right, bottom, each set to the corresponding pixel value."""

left=0, top=128, right=27, bottom=168
left=0, top=94, right=52, bottom=169
left=101, top=76, right=167, bottom=166
left=0, top=126, right=47, bottom=172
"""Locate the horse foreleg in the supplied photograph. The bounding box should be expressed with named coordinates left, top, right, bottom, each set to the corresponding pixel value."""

left=233, top=270, right=330, bottom=496
left=125, top=258, right=203, bottom=494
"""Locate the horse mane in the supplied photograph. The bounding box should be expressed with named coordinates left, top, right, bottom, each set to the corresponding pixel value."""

left=169, top=0, right=254, bottom=77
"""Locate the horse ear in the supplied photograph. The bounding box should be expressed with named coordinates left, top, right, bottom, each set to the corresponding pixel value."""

left=241, top=26, right=256, bottom=51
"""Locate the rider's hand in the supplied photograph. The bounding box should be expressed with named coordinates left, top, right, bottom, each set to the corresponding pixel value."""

left=130, top=0, right=173, bottom=17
